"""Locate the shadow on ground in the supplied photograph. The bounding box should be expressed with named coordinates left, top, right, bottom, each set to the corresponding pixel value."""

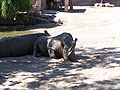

left=0, top=47, right=120, bottom=89
left=0, top=22, right=60, bottom=32
left=59, top=8, right=86, bottom=13
left=75, top=47, right=120, bottom=69
left=0, top=10, right=60, bottom=32
left=71, top=79, right=120, bottom=90
left=69, top=9, right=86, bottom=13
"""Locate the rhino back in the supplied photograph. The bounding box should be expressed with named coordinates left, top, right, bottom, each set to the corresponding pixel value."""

left=9, top=35, right=37, bottom=56
left=54, top=33, right=73, bottom=47
left=0, top=33, right=47, bottom=57
left=9, top=33, right=48, bottom=57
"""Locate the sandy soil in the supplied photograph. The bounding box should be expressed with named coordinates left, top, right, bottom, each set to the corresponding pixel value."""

left=1, top=6, right=120, bottom=90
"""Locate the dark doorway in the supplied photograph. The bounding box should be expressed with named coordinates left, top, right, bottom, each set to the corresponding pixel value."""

left=46, top=0, right=62, bottom=10
left=46, top=0, right=54, bottom=10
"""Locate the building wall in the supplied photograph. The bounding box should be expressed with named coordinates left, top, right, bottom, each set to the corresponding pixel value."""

left=72, top=0, right=120, bottom=6
left=72, top=0, right=98, bottom=6
left=32, top=0, right=46, bottom=11
left=103, top=0, right=120, bottom=6
left=32, top=0, right=120, bottom=11
left=41, top=0, right=46, bottom=10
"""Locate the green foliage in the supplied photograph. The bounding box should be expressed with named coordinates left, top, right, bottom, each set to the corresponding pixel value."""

left=7, top=0, right=16, bottom=18
left=0, top=0, right=2, bottom=18
left=11, top=0, right=32, bottom=12
left=0, top=0, right=32, bottom=20
left=1, top=0, right=7, bottom=19
left=18, top=0, right=32, bottom=12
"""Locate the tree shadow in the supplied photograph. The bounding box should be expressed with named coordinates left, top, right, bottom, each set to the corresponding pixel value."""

left=0, top=55, right=82, bottom=89
left=0, top=56, right=50, bottom=86
left=75, top=47, right=120, bottom=69
left=71, top=79, right=120, bottom=90
left=27, top=47, right=120, bottom=89
left=0, top=47, right=120, bottom=89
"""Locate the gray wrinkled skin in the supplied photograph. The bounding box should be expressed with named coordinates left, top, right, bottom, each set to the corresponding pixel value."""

left=33, top=32, right=77, bottom=62
left=48, top=33, right=77, bottom=62
left=33, top=36, right=50, bottom=57
left=0, top=32, right=49, bottom=58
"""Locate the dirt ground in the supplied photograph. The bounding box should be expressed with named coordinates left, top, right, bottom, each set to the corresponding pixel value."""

left=1, top=6, right=120, bottom=90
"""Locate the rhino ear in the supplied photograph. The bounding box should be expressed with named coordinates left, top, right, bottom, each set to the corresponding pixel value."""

left=44, top=30, right=50, bottom=36
left=75, top=38, right=78, bottom=42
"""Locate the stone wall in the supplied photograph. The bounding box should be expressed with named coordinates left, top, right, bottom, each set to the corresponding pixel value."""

left=72, top=0, right=98, bottom=6
left=72, top=0, right=120, bottom=6
left=103, top=0, right=120, bottom=6
left=32, top=0, right=120, bottom=11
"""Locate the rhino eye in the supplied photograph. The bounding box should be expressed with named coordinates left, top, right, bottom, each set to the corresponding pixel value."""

left=48, top=49, right=55, bottom=58
left=64, top=47, right=68, bottom=50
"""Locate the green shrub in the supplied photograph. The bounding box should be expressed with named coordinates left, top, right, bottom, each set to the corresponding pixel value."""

left=0, top=1, right=1, bottom=19
left=0, top=0, right=32, bottom=20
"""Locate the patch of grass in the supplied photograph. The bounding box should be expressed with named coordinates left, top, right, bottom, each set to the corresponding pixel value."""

left=0, top=30, right=33, bottom=38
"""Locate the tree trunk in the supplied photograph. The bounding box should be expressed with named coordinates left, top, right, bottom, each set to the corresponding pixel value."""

left=101, top=0, right=103, bottom=3
left=64, top=0, right=69, bottom=11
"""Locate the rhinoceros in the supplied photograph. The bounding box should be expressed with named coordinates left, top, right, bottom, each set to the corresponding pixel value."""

left=0, top=30, right=50, bottom=58
left=33, top=32, right=77, bottom=62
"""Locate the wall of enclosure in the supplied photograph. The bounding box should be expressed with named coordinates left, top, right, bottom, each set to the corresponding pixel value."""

left=72, top=0, right=120, bottom=6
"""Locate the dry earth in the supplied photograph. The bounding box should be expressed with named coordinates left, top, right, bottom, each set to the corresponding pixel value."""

left=1, top=6, right=120, bottom=90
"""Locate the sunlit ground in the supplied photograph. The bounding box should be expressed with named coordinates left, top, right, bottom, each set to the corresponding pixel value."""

left=1, top=6, right=120, bottom=89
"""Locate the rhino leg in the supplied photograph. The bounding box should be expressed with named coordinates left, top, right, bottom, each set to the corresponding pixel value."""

left=33, top=36, right=49, bottom=57
left=62, top=46, right=69, bottom=61
left=68, top=51, right=77, bottom=62
left=33, top=40, right=41, bottom=57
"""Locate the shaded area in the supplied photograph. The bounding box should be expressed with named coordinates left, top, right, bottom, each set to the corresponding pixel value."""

left=71, top=79, right=120, bottom=90
left=0, top=22, right=60, bottom=32
left=69, top=9, right=86, bottom=13
left=0, top=11, right=61, bottom=32
left=59, top=8, right=86, bottom=13
left=75, top=47, right=120, bottom=69
left=0, top=47, right=120, bottom=89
